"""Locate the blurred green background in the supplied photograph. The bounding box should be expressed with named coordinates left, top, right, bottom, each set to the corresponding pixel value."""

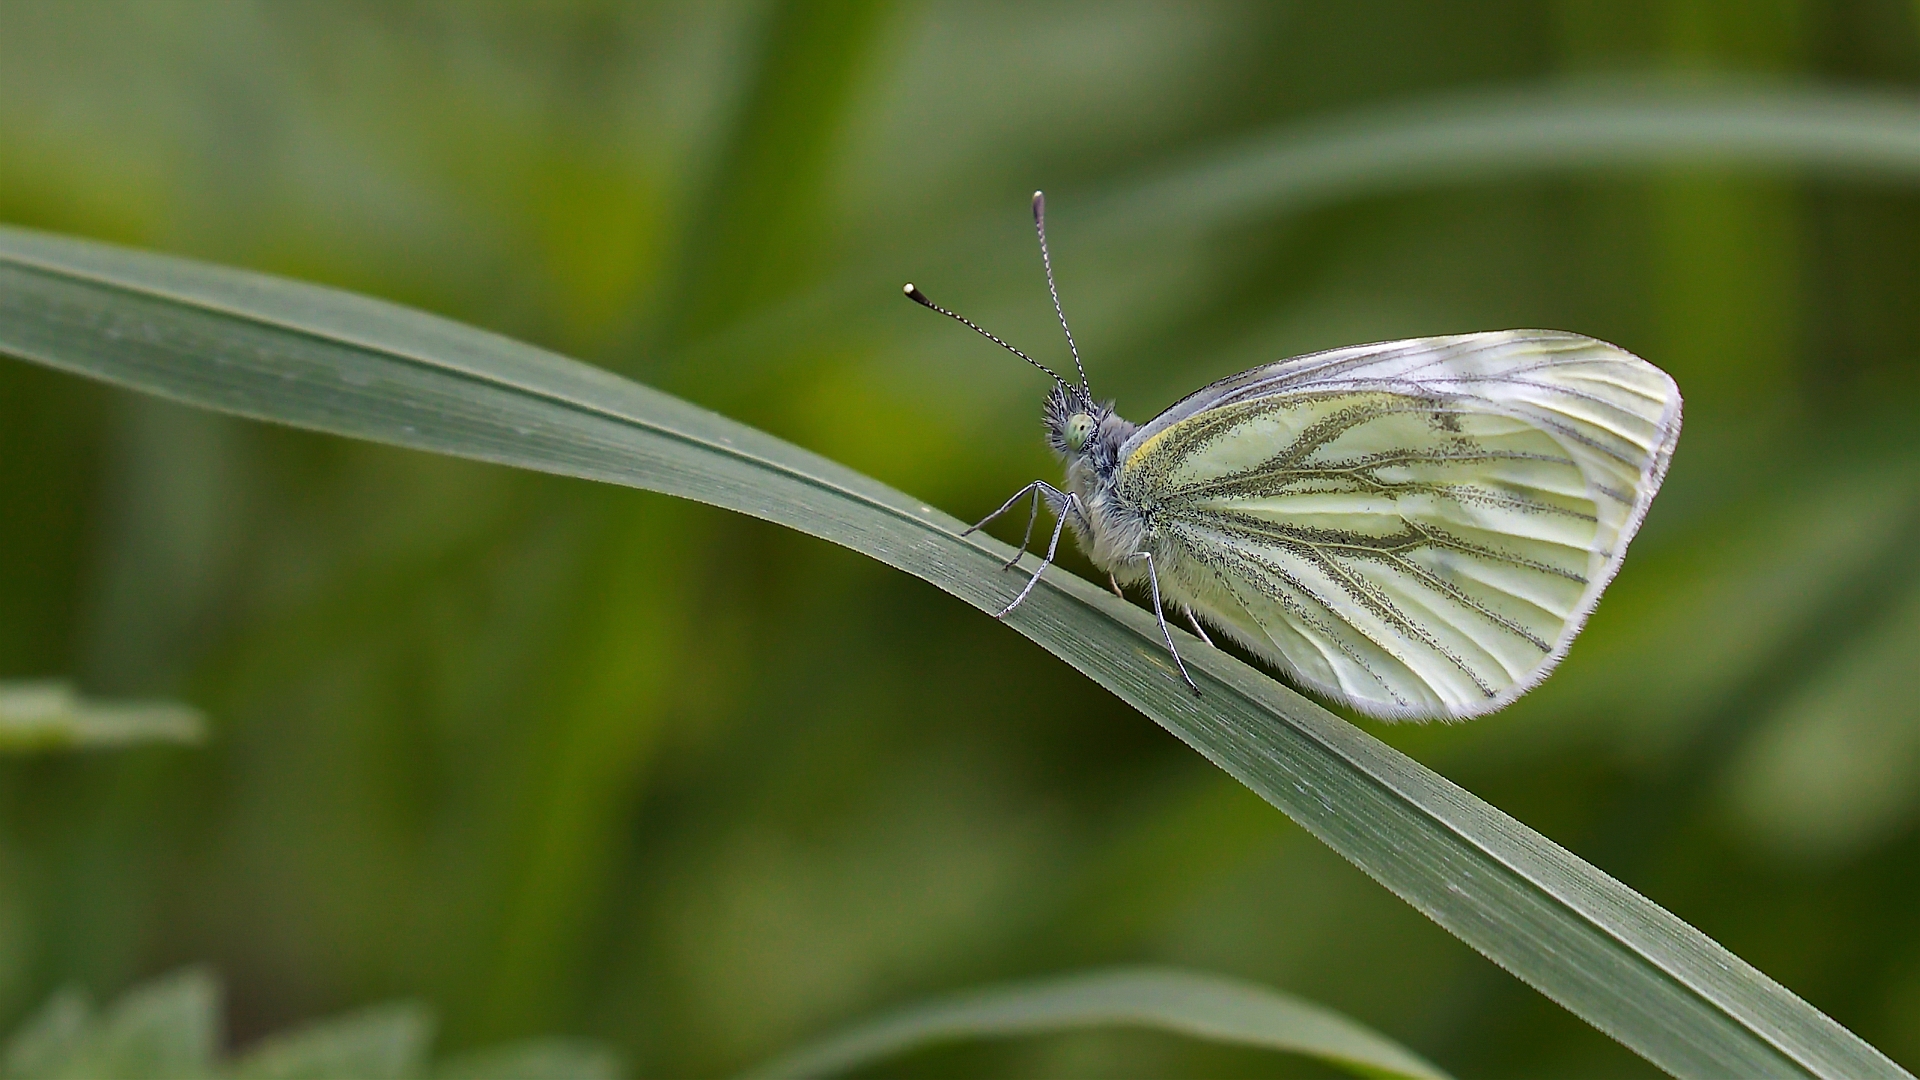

left=4, top=2, right=1920, bottom=1076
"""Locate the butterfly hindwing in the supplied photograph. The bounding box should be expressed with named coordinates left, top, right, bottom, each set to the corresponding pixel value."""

left=1118, top=331, right=1681, bottom=719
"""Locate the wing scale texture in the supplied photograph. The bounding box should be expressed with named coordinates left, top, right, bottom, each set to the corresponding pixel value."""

left=1118, top=331, right=1680, bottom=719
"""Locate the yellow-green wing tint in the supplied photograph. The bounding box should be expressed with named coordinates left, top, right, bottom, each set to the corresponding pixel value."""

left=1119, top=331, right=1680, bottom=720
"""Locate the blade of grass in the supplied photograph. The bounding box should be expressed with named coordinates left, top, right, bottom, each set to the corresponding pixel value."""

left=1092, top=80, right=1920, bottom=233
left=0, top=225, right=1906, bottom=1078
left=738, top=966, right=1450, bottom=1080
left=660, top=0, right=893, bottom=347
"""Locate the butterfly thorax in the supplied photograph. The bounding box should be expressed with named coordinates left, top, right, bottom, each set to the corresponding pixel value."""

left=1046, top=386, right=1147, bottom=574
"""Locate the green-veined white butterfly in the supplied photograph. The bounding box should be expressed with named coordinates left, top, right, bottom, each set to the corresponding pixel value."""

left=908, top=193, right=1681, bottom=721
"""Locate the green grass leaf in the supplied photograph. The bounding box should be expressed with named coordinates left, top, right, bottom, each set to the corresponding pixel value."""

left=0, top=682, right=204, bottom=751
left=0, top=217, right=1905, bottom=1078
left=1094, top=80, right=1920, bottom=233
left=738, top=966, right=1449, bottom=1080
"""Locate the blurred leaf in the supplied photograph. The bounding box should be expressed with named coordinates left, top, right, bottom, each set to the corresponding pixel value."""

left=662, top=0, right=893, bottom=345
left=738, top=966, right=1450, bottom=1080
left=0, top=681, right=203, bottom=751
left=0, top=971, right=619, bottom=1080
left=765, top=82, right=1920, bottom=314
left=0, top=224, right=1906, bottom=1078
left=1, top=990, right=92, bottom=1080
left=1096, top=81, right=1920, bottom=234
left=467, top=495, right=694, bottom=1039
left=431, top=1040, right=621, bottom=1080
left=35, top=968, right=219, bottom=1080
left=229, top=1002, right=431, bottom=1080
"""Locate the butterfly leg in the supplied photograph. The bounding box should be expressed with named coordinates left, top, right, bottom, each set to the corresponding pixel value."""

left=992, top=492, right=1079, bottom=618
left=963, top=480, right=1051, bottom=570
left=1183, top=607, right=1214, bottom=647
left=1126, top=551, right=1201, bottom=696
left=1108, top=574, right=1124, bottom=598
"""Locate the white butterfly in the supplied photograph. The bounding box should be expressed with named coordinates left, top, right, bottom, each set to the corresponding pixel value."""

left=910, top=194, right=1681, bottom=721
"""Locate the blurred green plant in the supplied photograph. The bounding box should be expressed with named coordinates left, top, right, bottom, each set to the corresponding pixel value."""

left=739, top=966, right=1449, bottom=1080
left=0, top=682, right=201, bottom=752
left=0, top=217, right=1904, bottom=1077
left=0, top=968, right=618, bottom=1080
left=8, top=4, right=1920, bottom=1078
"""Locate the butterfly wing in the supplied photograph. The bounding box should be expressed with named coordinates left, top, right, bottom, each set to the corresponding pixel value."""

left=1118, top=330, right=1681, bottom=720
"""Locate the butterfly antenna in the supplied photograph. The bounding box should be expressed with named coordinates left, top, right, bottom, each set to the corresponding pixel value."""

left=1032, top=191, right=1090, bottom=398
left=903, top=283, right=1067, bottom=387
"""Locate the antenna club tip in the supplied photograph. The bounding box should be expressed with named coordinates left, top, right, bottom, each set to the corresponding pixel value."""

left=1031, top=191, right=1045, bottom=218
left=903, top=283, right=933, bottom=307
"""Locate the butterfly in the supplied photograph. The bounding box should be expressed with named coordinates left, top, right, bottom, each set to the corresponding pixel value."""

left=907, top=193, right=1681, bottom=721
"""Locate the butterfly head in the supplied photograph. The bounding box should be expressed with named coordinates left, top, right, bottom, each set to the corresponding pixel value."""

left=1044, top=382, right=1100, bottom=455
left=1044, top=382, right=1134, bottom=475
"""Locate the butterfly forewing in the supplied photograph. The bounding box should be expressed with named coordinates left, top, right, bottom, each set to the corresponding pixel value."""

left=1120, top=331, right=1680, bottom=719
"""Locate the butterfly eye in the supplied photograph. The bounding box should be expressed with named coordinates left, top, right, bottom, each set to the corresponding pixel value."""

left=1064, top=413, right=1096, bottom=450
